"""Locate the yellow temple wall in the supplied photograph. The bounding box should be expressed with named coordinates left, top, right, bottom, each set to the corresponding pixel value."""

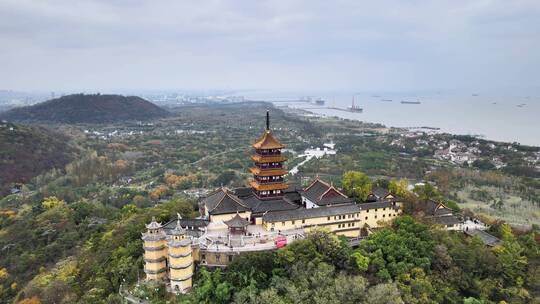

left=261, top=204, right=403, bottom=234
left=144, top=240, right=167, bottom=260
left=262, top=212, right=361, bottom=231
left=200, top=251, right=236, bottom=266
left=171, top=277, right=192, bottom=293
left=170, top=265, right=193, bottom=279
left=144, top=260, right=167, bottom=281
left=359, top=206, right=400, bottom=227
left=168, top=245, right=191, bottom=256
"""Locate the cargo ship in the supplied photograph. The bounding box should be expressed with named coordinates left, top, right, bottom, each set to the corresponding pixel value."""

left=400, top=100, right=421, bottom=104
left=315, top=98, right=325, bottom=105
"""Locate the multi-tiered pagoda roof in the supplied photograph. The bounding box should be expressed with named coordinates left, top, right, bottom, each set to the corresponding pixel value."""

left=249, top=111, right=289, bottom=199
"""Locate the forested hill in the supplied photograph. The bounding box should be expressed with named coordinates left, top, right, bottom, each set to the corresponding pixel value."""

left=0, top=94, right=169, bottom=124
left=0, top=122, right=76, bottom=196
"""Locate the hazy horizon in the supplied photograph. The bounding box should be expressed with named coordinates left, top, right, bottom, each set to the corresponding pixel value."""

left=2, top=1, right=540, bottom=93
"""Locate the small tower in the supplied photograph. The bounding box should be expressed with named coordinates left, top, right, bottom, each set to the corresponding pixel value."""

left=250, top=111, right=288, bottom=199
left=142, top=217, right=168, bottom=281
left=167, top=214, right=194, bottom=293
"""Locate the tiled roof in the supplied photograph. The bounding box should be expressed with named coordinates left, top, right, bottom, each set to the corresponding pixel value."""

left=358, top=201, right=398, bottom=210
left=162, top=218, right=209, bottom=229
left=303, top=178, right=352, bottom=206
left=464, top=229, right=501, bottom=246
left=417, top=200, right=453, bottom=216
left=429, top=215, right=461, bottom=226
left=224, top=213, right=250, bottom=228
left=252, top=131, right=285, bottom=149
left=145, top=217, right=162, bottom=229
left=371, top=187, right=389, bottom=199
left=243, top=194, right=300, bottom=214
left=202, top=188, right=250, bottom=215
left=234, top=187, right=254, bottom=198
left=263, top=204, right=361, bottom=222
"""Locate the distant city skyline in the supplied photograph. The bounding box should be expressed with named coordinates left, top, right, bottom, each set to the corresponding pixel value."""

left=1, top=0, right=540, bottom=93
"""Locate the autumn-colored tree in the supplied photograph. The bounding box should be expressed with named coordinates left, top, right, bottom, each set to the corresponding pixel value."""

left=165, top=173, right=181, bottom=187
left=149, top=185, right=168, bottom=201
left=115, top=159, right=127, bottom=172
left=132, top=195, right=148, bottom=207
left=42, top=196, right=66, bottom=209
left=18, top=296, right=42, bottom=304
left=0, top=267, right=8, bottom=280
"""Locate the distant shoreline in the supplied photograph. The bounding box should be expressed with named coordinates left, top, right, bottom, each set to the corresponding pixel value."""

left=287, top=104, right=539, bottom=148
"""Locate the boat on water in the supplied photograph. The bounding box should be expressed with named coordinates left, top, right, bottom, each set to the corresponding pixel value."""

left=348, top=96, right=363, bottom=112
left=401, top=100, right=421, bottom=104
left=314, top=98, right=325, bottom=105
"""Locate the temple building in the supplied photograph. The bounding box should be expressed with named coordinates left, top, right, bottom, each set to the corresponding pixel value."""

left=143, top=111, right=403, bottom=293
left=250, top=111, right=288, bottom=199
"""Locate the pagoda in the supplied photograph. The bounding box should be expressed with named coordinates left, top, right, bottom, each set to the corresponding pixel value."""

left=249, top=111, right=288, bottom=199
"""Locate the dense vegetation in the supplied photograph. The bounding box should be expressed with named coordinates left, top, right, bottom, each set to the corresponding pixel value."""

left=0, top=102, right=539, bottom=303
left=171, top=217, right=540, bottom=304
left=0, top=94, right=168, bottom=123
left=0, top=122, right=76, bottom=196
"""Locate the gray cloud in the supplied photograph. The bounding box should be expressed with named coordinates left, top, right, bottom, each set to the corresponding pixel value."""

left=1, top=0, right=539, bottom=92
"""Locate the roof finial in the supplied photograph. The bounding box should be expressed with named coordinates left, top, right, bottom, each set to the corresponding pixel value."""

left=266, top=110, right=270, bottom=131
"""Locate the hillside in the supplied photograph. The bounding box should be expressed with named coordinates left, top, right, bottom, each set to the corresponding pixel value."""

left=0, top=94, right=169, bottom=124
left=0, top=122, right=76, bottom=195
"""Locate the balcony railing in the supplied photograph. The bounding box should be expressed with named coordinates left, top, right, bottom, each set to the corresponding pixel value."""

left=256, top=149, right=281, bottom=156
left=256, top=164, right=283, bottom=169
left=254, top=178, right=284, bottom=184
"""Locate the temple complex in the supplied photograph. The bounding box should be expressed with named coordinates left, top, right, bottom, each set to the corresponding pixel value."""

left=143, top=111, right=403, bottom=294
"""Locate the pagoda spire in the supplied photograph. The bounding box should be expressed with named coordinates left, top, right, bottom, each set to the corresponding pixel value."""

left=266, top=110, right=270, bottom=131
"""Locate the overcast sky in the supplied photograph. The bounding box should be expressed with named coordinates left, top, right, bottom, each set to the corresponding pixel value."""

left=1, top=0, right=539, bottom=93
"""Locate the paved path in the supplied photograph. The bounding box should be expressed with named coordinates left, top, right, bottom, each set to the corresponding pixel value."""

left=120, top=284, right=149, bottom=304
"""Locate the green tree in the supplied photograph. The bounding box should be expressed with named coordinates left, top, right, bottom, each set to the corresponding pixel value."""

left=494, top=224, right=527, bottom=285
left=388, top=178, right=409, bottom=197
left=413, top=183, right=442, bottom=201
left=360, top=216, right=434, bottom=281
left=365, top=283, right=404, bottom=304
left=342, top=171, right=372, bottom=202
left=351, top=251, right=369, bottom=272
